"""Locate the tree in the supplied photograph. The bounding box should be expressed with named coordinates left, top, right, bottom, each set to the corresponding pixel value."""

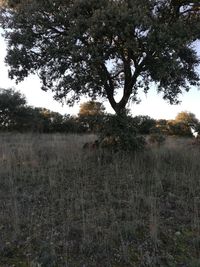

left=175, top=111, right=199, bottom=128
left=167, top=119, right=192, bottom=136
left=0, top=0, right=200, bottom=115
left=133, top=115, right=156, bottom=135
left=0, top=88, right=68, bottom=132
left=78, top=101, right=105, bottom=132
left=156, top=119, right=169, bottom=135
left=78, top=101, right=105, bottom=117
left=167, top=111, right=199, bottom=136
left=166, top=111, right=199, bottom=137
left=31, top=107, right=65, bottom=132
left=0, top=88, right=27, bottom=130
left=62, top=114, right=84, bottom=133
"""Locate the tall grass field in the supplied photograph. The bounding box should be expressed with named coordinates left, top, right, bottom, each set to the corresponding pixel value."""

left=0, top=133, right=200, bottom=267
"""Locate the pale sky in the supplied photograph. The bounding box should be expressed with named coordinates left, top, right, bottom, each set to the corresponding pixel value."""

left=1, top=32, right=200, bottom=120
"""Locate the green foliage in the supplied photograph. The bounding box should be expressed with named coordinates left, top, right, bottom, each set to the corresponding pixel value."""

left=133, top=115, right=156, bottom=135
left=79, top=101, right=105, bottom=117
left=99, top=114, right=145, bottom=152
left=167, top=120, right=193, bottom=136
left=153, top=112, right=200, bottom=137
left=1, top=1, right=200, bottom=114
left=149, top=126, right=166, bottom=145
left=62, top=114, right=87, bottom=133
left=166, top=112, right=199, bottom=137
left=78, top=101, right=105, bottom=132
left=149, top=133, right=166, bottom=146
left=156, top=119, right=169, bottom=135
left=175, top=111, right=199, bottom=129
left=78, top=114, right=105, bottom=133
left=0, top=88, right=27, bottom=130
left=0, top=88, right=84, bottom=133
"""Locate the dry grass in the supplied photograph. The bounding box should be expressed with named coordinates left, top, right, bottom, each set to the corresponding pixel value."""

left=0, top=133, right=200, bottom=267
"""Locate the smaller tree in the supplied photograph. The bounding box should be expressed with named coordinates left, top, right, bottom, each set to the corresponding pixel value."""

left=167, top=111, right=199, bottom=137
left=62, top=115, right=83, bottom=133
left=78, top=101, right=106, bottom=132
left=133, top=115, right=156, bottom=135
left=31, top=108, right=64, bottom=133
left=0, top=89, right=67, bottom=132
left=167, top=120, right=192, bottom=137
left=175, top=111, right=199, bottom=129
left=0, top=88, right=27, bottom=130
left=155, top=119, right=169, bottom=135
left=13, top=106, right=37, bottom=131
left=79, top=101, right=105, bottom=117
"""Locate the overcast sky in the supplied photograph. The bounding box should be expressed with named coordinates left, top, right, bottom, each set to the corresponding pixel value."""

left=1, top=32, right=200, bottom=120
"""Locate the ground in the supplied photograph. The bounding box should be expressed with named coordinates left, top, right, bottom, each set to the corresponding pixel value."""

left=0, top=133, right=200, bottom=267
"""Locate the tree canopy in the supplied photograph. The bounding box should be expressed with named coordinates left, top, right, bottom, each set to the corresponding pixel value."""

left=0, top=88, right=26, bottom=129
left=0, top=88, right=79, bottom=132
left=133, top=115, right=156, bottom=135
left=78, top=101, right=106, bottom=132
left=175, top=111, right=198, bottom=127
left=0, top=0, right=200, bottom=114
left=78, top=101, right=105, bottom=117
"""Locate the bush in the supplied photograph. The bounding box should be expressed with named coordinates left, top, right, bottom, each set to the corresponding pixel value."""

left=149, top=133, right=166, bottom=146
left=149, top=127, right=166, bottom=146
left=78, top=114, right=105, bottom=133
left=133, top=115, right=156, bottom=135
left=99, top=114, right=145, bottom=152
left=167, top=120, right=192, bottom=137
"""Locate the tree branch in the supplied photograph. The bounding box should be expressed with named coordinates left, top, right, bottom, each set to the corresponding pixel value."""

left=100, top=63, right=117, bottom=112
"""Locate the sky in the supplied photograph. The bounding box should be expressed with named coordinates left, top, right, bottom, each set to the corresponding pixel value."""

left=1, top=33, right=200, bottom=120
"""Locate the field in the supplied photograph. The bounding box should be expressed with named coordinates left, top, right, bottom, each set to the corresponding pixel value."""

left=0, top=133, right=200, bottom=267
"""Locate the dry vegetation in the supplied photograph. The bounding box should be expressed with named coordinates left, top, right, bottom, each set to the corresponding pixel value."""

left=0, top=133, right=200, bottom=267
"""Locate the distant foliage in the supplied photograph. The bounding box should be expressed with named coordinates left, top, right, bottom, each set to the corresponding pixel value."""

left=153, top=112, right=200, bottom=137
left=175, top=111, right=198, bottom=128
left=78, top=101, right=106, bottom=133
left=0, top=88, right=26, bottom=131
left=79, top=101, right=105, bottom=117
left=167, top=120, right=192, bottom=137
left=165, top=112, right=199, bottom=137
left=0, top=88, right=83, bottom=133
left=149, top=133, right=166, bottom=146
left=133, top=115, right=156, bottom=135
left=1, top=89, right=199, bottom=141
left=149, top=126, right=166, bottom=146
left=155, top=119, right=169, bottom=135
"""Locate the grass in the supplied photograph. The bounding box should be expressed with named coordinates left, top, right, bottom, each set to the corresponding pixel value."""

left=0, top=133, right=200, bottom=267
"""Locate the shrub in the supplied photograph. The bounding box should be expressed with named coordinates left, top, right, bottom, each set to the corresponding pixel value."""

left=133, top=115, right=156, bottom=134
left=149, top=126, right=166, bottom=146
left=167, top=120, right=192, bottom=137
left=99, top=114, right=145, bottom=152
left=149, top=133, right=166, bottom=146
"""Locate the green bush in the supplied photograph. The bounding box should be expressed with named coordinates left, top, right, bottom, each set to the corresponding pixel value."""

left=133, top=115, right=156, bottom=134
left=99, top=114, right=145, bottom=152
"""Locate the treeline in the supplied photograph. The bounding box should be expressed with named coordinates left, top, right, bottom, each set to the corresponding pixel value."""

left=0, top=88, right=199, bottom=137
left=0, top=88, right=85, bottom=133
left=134, top=113, right=200, bottom=137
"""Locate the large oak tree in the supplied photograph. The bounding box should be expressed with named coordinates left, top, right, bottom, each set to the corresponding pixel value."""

left=0, top=0, right=200, bottom=115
